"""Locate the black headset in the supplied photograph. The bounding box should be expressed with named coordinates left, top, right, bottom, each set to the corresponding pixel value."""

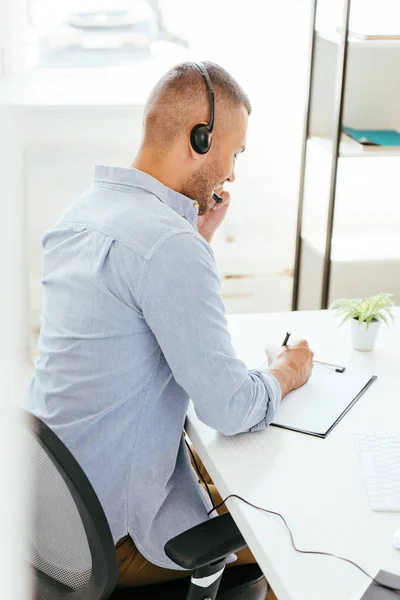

left=190, top=62, right=215, bottom=155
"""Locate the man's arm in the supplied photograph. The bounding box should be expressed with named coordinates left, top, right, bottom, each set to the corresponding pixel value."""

left=141, top=231, right=281, bottom=436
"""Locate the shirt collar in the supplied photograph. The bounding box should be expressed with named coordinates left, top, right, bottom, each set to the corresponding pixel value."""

left=94, top=164, right=199, bottom=228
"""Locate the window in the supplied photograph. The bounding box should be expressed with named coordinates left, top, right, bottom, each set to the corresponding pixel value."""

left=27, top=0, right=189, bottom=68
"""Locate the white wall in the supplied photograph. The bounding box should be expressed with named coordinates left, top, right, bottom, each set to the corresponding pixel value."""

left=25, top=1, right=313, bottom=326
left=0, top=0, right=30, bottom=596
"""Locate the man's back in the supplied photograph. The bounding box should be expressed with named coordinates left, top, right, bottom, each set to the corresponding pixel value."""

left=27, top=164, right=281, bottom=569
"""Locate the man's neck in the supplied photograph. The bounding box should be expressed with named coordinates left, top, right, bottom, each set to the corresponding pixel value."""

left=131, top=148, right=187, bottom=194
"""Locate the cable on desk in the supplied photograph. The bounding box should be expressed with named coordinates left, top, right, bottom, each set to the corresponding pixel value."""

left=208, top=494, right=400, bottom=594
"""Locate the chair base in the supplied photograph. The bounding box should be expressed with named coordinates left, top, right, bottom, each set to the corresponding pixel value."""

left=109, top=564, right=268, bottom=600
left=109, top=564, right=267, bottom=600
left=218, top=564, right=267, bottom=600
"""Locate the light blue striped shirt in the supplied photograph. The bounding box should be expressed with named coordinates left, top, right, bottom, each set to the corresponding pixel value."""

left=27, top=165, right=281, bottom=569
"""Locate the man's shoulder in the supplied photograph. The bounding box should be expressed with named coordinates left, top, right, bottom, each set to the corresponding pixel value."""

left=148, top=225, right=213, bottom=264
left=56, top=184, right=203, bottom=259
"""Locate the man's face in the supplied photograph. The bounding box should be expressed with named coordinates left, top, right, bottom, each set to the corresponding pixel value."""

left=182, top=106, right=248, bottom=216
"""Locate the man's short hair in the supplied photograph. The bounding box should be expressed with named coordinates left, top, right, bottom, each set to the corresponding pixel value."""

left=143, top=61, right=251, bottom=149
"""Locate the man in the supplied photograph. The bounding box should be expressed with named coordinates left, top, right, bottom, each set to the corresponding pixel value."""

left=27, top=61, right=313, bottom=594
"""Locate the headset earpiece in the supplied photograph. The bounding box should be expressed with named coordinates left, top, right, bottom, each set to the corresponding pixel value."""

left=190, top=123, right=212, bottom=155
left=190, top=62, right=215, bottom=155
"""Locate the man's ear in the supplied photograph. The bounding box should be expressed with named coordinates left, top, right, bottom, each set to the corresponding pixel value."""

left=188, top=138, right=203, bottom=160
left=187, top=127, right=210, bottom=161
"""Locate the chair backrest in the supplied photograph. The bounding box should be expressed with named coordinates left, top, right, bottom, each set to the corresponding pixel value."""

left=22, top=410, right=118, bottom=600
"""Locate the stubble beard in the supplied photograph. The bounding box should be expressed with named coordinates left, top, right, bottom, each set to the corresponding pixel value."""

left=181, top=160, right=223, bottom=217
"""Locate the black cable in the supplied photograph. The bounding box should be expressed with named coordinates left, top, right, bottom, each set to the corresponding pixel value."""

left=185, top=436, right=400, bottom=592
left=185, top=438, right=215, bottom=510
left=208, top=494, right=400, bottom=595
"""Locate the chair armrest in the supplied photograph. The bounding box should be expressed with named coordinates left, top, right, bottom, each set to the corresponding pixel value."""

left=164, top=512, right=247, bottom=570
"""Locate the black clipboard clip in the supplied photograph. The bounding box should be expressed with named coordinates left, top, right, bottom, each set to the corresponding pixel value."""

left=313, top=360, right=346, bottom=374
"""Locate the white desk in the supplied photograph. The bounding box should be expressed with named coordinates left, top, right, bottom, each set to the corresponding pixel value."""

left=185, top=309, right=400, bottom=600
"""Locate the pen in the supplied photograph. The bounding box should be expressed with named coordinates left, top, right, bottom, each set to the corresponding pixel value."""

left=213, top=192, right=223, bottom=204
left=281, top=332, right=291, bottom=347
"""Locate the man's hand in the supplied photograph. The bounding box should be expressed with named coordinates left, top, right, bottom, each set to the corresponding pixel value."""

left=265, top=339, right=314, bottom=398
left=197, top=188, right=230, bottom=243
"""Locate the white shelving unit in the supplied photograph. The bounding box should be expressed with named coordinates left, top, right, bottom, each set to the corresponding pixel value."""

left=293, top=0, right=400, bottom=310
left=310, top=134, right=400, bottom=157
left=309, top=32, right=400, bottom=135
left=317, top=29, right=400, bottom=47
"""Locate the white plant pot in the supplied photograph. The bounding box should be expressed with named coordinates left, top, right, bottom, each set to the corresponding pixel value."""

left=351, top=318, right=381, bottom=351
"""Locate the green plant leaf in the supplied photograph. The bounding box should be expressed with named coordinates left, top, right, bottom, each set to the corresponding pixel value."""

left=329, top=293, right=395, bottom=328
left=377, top=311, right=389, bottom=326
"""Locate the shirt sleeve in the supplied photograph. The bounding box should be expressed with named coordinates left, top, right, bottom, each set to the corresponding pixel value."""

left=141, top=231, right=281, bottom=436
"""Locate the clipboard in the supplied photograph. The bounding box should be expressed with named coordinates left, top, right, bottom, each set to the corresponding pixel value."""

left=270, top=365, right=377, bottom=439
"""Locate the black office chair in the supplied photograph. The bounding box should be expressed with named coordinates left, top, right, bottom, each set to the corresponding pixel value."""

left=23, top=411, right=268, bottom=600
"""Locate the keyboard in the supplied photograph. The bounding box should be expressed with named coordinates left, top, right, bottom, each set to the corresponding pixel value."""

left=353, top=431, right=400, bottom=512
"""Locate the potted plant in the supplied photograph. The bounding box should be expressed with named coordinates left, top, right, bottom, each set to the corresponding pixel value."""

left=330, top=293, right=395, bottom=351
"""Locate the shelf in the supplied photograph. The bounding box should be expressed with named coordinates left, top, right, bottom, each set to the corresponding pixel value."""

left=302, top=232, right=400, bottom=263
left=298, top=233, right=400, bottom=309
left=316, top=30, right=400, bottom=47
left=309, top=135, right=400, bottom=158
